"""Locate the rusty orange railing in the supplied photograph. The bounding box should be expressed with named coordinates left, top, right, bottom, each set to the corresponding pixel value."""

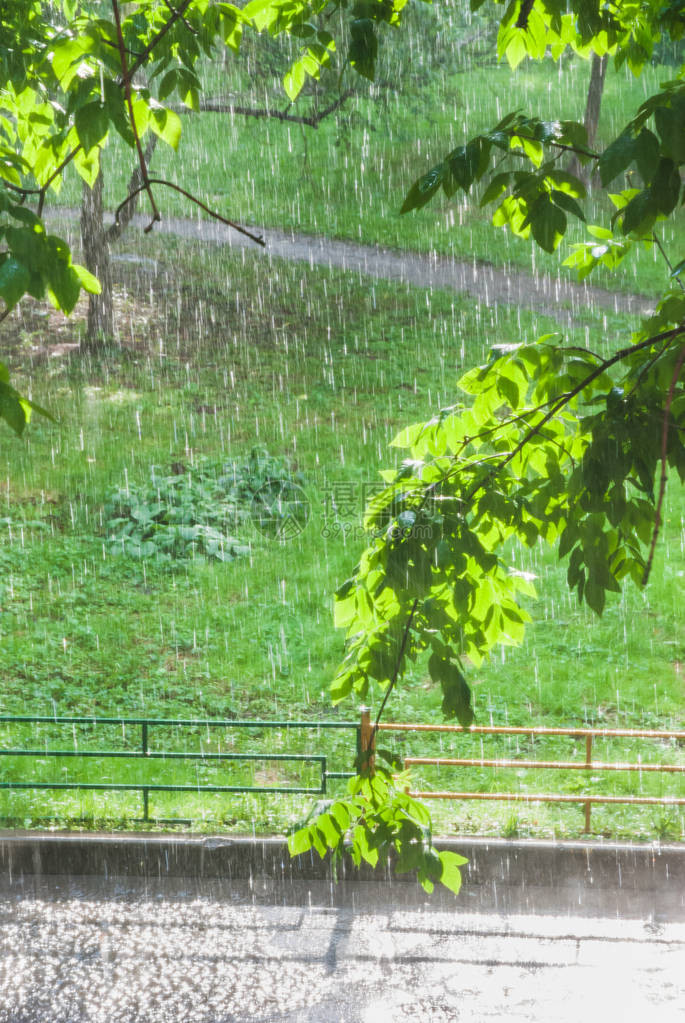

left=361, top=713, right=685, bottom=833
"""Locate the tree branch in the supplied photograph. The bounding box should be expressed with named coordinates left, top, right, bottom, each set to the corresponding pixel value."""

left=125, top=0, right=195, bottom=83
left=515, top=0, right=536, bottom=29
left=372, top=598, right=420, bottom=743
left=190, top=90, right=355, bottom=128
left=513, top=131, right=599, bottom=163
left=6, top=144, right=83, bottom=212
left=113, top=176, right=265, bottom=245
left=464, top=326, right=685, bottom=503
left=112, top=0, right=161, bottom=230
left=162, top=0, right=197, bottom=34
left=106, top=135, right=159, bottom=243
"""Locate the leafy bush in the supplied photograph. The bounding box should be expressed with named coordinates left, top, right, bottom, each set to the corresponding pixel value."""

left=104, top=449, right=304, bottom=562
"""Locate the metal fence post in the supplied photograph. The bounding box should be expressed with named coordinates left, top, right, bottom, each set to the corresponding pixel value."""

left=142, top=721, right=150, bottom=822
left=360, top=707, right=375, bottom=776
left=584, top=733, right=593, bottom=833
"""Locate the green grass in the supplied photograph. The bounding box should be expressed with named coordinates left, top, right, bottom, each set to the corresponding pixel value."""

left=54, top=56, right=685, bottom=299
left=0, top=227, right=683, bottom=840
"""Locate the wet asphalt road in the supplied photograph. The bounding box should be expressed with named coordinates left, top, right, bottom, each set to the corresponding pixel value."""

left=0, top=875, right=683, bottom=1023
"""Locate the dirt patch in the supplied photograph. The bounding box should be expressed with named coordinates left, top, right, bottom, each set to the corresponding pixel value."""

left=1, top=282, right=162, bottom=364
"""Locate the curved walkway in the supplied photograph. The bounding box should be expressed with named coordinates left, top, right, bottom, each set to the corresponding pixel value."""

left=133, top=213, right=654, bottom=325
left=51, top=207, right=654, bottom=325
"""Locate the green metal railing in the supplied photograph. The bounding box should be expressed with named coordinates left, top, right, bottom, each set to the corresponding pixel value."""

left=0, top=715, right=358, bottom=823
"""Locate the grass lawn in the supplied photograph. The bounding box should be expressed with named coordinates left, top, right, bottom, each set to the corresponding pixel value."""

left=0, top=226, right=683, bottom=840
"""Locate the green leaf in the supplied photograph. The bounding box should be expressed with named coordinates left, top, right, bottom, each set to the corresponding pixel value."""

left=348, top=19, right=377, bottom=81
left=621, top=189, right=658, bottom=235
left=528, top=196, right=566, bottom=253
left=550, top=188, right=585, bottom=221
left=448, top=137, right=491, bottom=191
left=599, top=133, right=636, bottom=187
left=150, top=106, right=182, bottom=150
left=72, top=262, right=101, bottom=295
left=480, top=172, right=513, bottom=207
left=438, top=850, right=467, bottom=895
left=430, top=656, right=474, bottom=726
left=157, top=69, right=178, bottom=102
left=634, top=128, right=660, bottom=185
left=0, top=380, right=28, bottom=436
left=654, top=97, right=685, bottom=163
left=400, top=165, right=444, bottom=215
left=74, top=101, right=109, bottom=155
left=651, top=158, right=682, bottom=216
left=283, top=59, right=305, bottom=101
left=47, top=263, right=80, bottom=314
left=0, top=255, right=30, bottom=309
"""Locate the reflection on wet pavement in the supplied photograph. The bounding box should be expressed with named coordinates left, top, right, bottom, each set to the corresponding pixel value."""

left=0, top=876, right=683, bottom=1022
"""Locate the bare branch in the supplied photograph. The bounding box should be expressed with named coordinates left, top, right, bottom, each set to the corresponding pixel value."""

left=190, top=90, right=355, bottom=128
left=106, top=135, right=159, bottom=243
left=113, top=176, right=265, bottom=246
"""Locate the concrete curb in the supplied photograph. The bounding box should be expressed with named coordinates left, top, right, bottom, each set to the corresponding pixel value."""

left=1, top=831, right=683, bottom=888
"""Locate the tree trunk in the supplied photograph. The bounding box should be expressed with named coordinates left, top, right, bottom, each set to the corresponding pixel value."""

left=80, top=165, right=114, bottom=350
left=569, top=53, right=608, bottom=188
left=584, top=53, right=608, bottom=151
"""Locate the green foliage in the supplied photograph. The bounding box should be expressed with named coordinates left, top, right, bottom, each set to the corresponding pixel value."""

left=0, top=0, right=428, bottom=436
left=309, top=0, right=685, bottom=882
left=104, top=449, right=300, bottom=561
left=0, top=359, right=53, bottom=436
left=288, top=763, right=467, bottom=895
